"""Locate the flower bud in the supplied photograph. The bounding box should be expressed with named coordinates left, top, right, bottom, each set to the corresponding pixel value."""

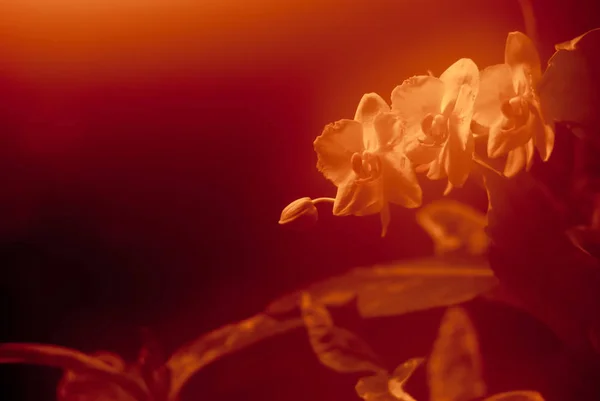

left=279, top=197, right=318, bottom=229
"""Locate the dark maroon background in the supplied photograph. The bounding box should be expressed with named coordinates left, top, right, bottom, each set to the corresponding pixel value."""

left=1, top=1, right=599, bottom=400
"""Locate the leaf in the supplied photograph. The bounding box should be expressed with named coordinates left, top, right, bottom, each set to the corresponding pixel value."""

left=388, top=358, right=425, bottom=401
left=416, top=199, right=489, bottom=256
left=57, top=352, right=139, bottom=401
left=356, top=374, right=395, bottom=401
left=483, top=391, right=545, bottom=401
left=0, top=343, right=147, bottom=401
left=427, top=306, right=486, bottom=401
left=267, top=257, right=498, bottom=319
left=300, top=292, right=384, bottom=374
left=135, top=328, right=170, bottom=401
left=538, top=28, right=600, bottom=136
left=166, top=314, right=303, bottom=401
left=482, top=168, right=600, bottom=356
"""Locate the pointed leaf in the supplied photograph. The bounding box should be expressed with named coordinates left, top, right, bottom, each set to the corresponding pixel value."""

left=483, top=391, right=545, bottom=401
left=538, top=28, right=600, bottom=135
left=0, top=343, right=147, bottom=401
left=166, top=314, right=303, bottom=400
left=267, top=258, right=497, bottom=319
left=388, top=358, right=425, bottom=401
left=57, top=352, right=139, bottom=401
left=416, top=200, right=488, bottom=256
left=300, top=293, right=384, bottom=374
left=428, top=307, right=486, bottom=401
left=356, top=374, right=395, bottom=401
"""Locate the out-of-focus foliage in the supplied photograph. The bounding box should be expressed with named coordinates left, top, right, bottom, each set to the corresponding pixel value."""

left=539, top=28, right=600, bottom=139
left=0, top=314, right=303, bottom=401
left=0, top=343, right=147, bottom=401
left=483, top=391, right=545, bottom=401
left=300, top=293, right=385, bottom=373
left=427, top=307, right=486, bottom=401
left=483, top=168, right=600, bottom=356
left=268, top=258, right=497, bottom=319
left=166, top=314, right=303, bottom=400
left=57, top=352, right=139, bottom=401
left=356, top=358, right=424, bottom=401
left=416, top=199, right=488, bottom=256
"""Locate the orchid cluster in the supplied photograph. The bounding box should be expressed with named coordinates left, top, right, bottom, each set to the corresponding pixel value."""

left=279, top=31, right=555, bottom=237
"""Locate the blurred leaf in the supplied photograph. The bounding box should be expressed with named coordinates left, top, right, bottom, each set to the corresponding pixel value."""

left=388, top=358, right=424, bottom=401
left=483, top=391, right=545, bottom=401
left=427, top=306, right=486, bottom=401
left=538, top=28, right=600, bottom=138
left=0, top=343, right=147, bottom=401
left=267, top=258, right=497, bottom=319
left=57, top=352, right=139, bottom=401
left=300, top=292, right=384, bottom=374
left=482, top=168, right=600, bottom=356
left=355, top=358, right=424, bottom=401
left=135, top=328, right=170, bottom=401
left=356, top=373, right=396, bottom=401
left=416, top=200, right=488, bottom=257
left=166, top=314, right=303, bottom=400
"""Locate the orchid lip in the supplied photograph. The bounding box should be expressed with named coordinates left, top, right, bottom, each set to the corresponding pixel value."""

left=351, top=151, right=383, bottom=182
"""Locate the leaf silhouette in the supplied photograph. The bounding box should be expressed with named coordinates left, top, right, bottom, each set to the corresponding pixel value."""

left=483, top=391, right=545, bottom=401
left=301, top=292, right=384, bottom=374
left=0, top=343, right=147, bottom=401
left=538, top=28, right=600, bottom=138
left=482, top=168, right=600, bottom=356
left=416, top=199, right=489, bottom=257
left=267, top=258, right=497, bottom=319
left=427, top=306, right=486, bottom=401
left=166, top=314, right=303, bottom=400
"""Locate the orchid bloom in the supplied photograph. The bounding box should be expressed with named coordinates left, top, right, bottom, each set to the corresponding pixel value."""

left=313, top=93, right=422, bottom=237
left=473, top=31, right=555, bottom=177
left=391, top=58, right=480, bottom=193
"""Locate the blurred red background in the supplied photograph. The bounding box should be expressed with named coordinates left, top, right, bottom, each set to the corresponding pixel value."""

left=1, top=1, right=599, bottom=400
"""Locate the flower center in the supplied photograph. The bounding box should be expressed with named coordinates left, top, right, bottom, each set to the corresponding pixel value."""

left=500, top=95, right=530, bottom=130
left=419, top=113, right=448, bottom=146
left=351, top=151, right=382, bottom=182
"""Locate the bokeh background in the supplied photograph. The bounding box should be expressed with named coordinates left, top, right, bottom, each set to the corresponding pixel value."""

left=1, top=1, right=600, bottom=400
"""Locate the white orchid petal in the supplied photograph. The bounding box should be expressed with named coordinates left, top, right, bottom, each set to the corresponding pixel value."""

left=503, top=145, right=528, bottom=177
left=355, top=93, right=390, bottom=124
left=314, top=119, right=364, bottom=185
left=381, top=152, right=422, bottom=209
left=504, top=31, right=542, bottom=87
left=391, top=75, right=444, bottom=131
left=473, top=64, right=515, bottom=129
left=333, top=175, right=383, bottom=217
left=487, top=111, right=535, bottom=159
left=439, top=58, right=480, bottom=114
left=531, top=100, right=555, bottom=162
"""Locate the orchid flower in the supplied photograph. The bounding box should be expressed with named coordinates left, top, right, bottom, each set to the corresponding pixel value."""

left=313, top=93, right=423, bottom=237
left=391, top=58, right=480, bottom=193
left=473, top=31, right=555, bottom=177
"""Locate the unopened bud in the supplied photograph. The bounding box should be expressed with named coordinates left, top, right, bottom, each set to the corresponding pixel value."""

left=279, top=197, right=318, bottom=229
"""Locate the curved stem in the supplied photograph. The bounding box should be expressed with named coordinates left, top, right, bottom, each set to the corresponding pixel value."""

left=312, top=197, right=335, bottom=205
left=517, top=0, right=540, bottom=48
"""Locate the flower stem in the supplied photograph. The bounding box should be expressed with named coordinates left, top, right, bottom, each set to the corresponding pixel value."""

left=312, top=197, right=335, bottom=205
left=517, top=0, right=540, bottom=49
